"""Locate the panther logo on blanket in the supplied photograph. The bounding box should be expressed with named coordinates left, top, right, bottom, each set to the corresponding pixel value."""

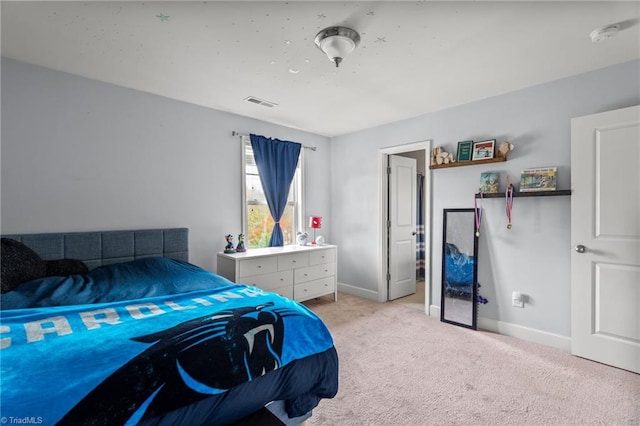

left=59, top=302, right=296, bottom=425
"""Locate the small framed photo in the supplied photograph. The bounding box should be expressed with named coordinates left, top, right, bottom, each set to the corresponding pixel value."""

left=472, top=139, right=495, bottom=161
left=479, top=172, right=500, bottom=193
left=456, top=141, right=474, bottom=162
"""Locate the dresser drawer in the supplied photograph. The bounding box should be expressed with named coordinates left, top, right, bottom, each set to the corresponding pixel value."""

left=294, top=277, right=335, bottom=301
left=238, top=256, right=278, bottom=278
left=240, top=270, right=293, bottom=291
left=295, top=262, right=336, bottom=284
left=217, top=245, right=337, bottom=304
left=269, top=285, right=293, bottom=300
left=309, top=248, right=336, bottom=265
left=278, top=252, right=308, bottom=270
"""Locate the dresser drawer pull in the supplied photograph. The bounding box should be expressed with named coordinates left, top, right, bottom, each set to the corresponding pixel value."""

left=257, top=265, right=262, bottom=269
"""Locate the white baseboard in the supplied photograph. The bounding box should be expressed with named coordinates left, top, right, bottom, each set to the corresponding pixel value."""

left=344, top=297, right=572, bottom=352
left=337, top=282, right=379, bottom=301
left=430, top=304, right=570, bottom=352
left=429, top=304, right=440, bottom=318
left=478, top=317, right=571, bottom=352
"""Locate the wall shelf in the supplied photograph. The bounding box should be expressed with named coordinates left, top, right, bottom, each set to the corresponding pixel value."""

left=475, top=189, right=571, bottom=198
left=430, top=156, right=506, bottom=170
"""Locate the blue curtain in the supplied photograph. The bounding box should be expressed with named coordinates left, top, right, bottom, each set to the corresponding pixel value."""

left=416, top=174, right=425, bottom=280
left=250, top=134, right=302, bottom=247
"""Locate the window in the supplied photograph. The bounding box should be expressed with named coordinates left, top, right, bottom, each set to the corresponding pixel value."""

left=242, top=136, right=303, bottom=248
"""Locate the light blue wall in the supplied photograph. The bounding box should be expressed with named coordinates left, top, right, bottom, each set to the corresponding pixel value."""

left=330, top=60, right=640, bottom=337
left=3, top=56, right=639, bottom=339
left=0, top=58, right=332, bottom=271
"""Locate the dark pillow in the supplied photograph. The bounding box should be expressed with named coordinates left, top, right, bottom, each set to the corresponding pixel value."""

left=45, top=258, right=89, bottom=277
left=1, top=238, right=46, bottom=293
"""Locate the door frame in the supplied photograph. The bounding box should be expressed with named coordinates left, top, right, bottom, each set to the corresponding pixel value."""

left=377, top=140, right=431, bottom=312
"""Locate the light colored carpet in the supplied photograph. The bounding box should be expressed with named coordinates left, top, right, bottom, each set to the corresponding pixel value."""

left=303, top=293, right=640, bottom=426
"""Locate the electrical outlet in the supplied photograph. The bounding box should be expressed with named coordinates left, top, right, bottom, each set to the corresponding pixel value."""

left=512, top=291, right=524, bottom=308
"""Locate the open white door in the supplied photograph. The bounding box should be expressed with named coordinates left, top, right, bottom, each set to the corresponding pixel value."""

left=388, top=154, right=417, bottom=300
left=571, top=105, right=640, bottom=373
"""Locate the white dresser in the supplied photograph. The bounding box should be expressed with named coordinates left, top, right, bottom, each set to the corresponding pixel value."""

left=217, top=244, right=337, bottom=302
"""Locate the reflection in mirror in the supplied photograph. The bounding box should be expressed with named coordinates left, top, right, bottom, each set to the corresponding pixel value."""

left=441, top=208, right=478, bottom=329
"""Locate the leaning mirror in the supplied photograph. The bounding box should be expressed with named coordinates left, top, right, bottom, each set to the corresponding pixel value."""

left=441, top=208, right=478, bottom=329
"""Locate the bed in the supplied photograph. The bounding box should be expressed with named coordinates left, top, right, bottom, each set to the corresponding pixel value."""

left=0, top=228, right=338, bottom=426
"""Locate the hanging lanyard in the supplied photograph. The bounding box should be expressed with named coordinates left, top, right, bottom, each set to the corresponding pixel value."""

left=505, top=176, right=514, bottom=229
left=474, top=192, right=483, bottom=237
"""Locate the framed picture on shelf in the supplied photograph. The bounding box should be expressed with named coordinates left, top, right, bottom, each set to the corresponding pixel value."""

left=471, top=139, right=495, bottom=161
left=520, top=167, right=557, bottom=192
left=479, top=172, right=500, bottom=193
left=456, top=141, right=473, bottom=162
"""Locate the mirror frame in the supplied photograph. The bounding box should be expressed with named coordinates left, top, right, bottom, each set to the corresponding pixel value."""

left=440, top=208, right=478, bottom=330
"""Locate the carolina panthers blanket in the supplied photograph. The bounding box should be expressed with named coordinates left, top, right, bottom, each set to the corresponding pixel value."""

left=0, top=266, right=335, bottom=425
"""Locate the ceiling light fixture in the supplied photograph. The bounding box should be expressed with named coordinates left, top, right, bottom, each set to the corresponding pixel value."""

left=590, top=24, right=620, bottom=43
left=314, top=26, right=360, bottom=68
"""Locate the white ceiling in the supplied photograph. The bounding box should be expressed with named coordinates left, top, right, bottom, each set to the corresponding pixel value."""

left=2, top=1, right=639, bottom=137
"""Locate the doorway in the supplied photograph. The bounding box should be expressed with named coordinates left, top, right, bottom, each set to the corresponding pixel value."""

left=378, top=141, right=431, bottom=313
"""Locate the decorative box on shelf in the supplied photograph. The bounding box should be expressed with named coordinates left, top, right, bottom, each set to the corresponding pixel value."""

left=519, top=167, right=557, bottom=192
left=217, top=244, right=337, bottom=303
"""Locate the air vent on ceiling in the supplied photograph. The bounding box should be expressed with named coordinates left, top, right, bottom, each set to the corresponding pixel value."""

left=244, top=96, right=278, bottom=108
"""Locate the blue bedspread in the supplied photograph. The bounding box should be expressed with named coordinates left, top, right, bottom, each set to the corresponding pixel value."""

left=1, top=257, right=233, bottom=309
left=0, top=258, right=336, bottom=425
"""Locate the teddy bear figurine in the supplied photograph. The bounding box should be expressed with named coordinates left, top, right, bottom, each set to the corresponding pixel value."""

left=223, top=234, right=236, bottom=253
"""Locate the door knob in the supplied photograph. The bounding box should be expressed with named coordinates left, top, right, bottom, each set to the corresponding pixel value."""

left=575, top=244, right=586, bottom=253
left=412, top=231, right=417, bottom=236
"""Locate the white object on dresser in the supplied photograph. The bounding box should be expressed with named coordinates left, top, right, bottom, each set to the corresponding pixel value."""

left=217, top=244, right=337, bottom=303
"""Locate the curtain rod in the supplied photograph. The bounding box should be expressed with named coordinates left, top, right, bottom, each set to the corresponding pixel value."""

left=232, top=131, right=317, bottom=151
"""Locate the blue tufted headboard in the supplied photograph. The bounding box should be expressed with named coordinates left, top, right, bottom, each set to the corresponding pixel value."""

left=1, top=228, right=188, bottom=270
